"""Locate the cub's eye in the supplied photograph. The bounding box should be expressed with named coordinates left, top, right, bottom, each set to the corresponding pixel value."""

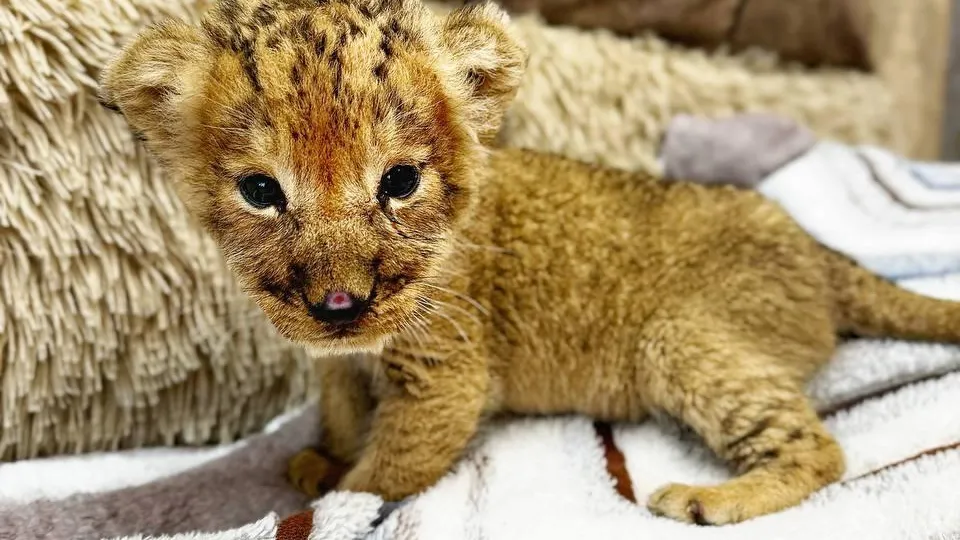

left=238, top=174, right=286, bottom=211
left=379, top=165, right=420, bottom=200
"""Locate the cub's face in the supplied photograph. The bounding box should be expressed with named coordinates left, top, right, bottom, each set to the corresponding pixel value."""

left=101, top=0, right=524, bottom=354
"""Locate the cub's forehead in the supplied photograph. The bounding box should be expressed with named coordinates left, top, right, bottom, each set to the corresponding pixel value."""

left=196, top=0, right=455, bottom=175
left=200, top=0, right=440, bottom=99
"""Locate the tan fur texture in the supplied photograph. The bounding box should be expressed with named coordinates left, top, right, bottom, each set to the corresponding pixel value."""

left=100, top=0, right=960, bottom=524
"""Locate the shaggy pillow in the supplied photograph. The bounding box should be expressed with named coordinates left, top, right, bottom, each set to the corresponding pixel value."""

left=0, top=0, right=308, bottom=459
left=499, top=13, right=896, bottom=176
left=0, top=0, right=896, bottom=459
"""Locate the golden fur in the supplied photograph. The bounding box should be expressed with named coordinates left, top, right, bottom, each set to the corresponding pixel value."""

left=100, top=0, right=960, bottom=525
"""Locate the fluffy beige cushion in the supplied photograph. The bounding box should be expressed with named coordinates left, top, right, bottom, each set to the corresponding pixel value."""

left=0, top=0, right=308, bottom=459
left=501, top=14, right=897, bottom=176
left=0, top=0, right=897, bottom=458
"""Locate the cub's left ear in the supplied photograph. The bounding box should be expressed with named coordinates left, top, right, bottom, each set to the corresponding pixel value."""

left=440, top=2, right=527, bottom=144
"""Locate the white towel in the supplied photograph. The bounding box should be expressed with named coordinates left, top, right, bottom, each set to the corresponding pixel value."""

left=759, top=142, right=960, bottom=280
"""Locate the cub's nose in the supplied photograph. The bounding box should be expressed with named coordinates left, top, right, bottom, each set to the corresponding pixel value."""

left=308, top=290, right=368, bottom=326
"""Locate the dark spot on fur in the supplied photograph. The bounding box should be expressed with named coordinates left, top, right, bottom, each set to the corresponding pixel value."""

left=227, top=26, right=244, bottom=52
left=402, top=256, right=429, bottom=279
left=292, top=14, right=315, bottom=42
left=356, top=1, right=373, bottom=19
left=466, top=69, right=485, bottom=89
left=225, top=27, right=263, bottom=92
left=346, top=19, right=364, bottom=39
left=331, top=70, right=343, bottom=97
left=380, top=33, right=393, bottom=58
left=725, top=417, right=772, bottom=453
left=369, top=255, right=384, bottom=282
left=290, top=62, right=303, bottom=86
left=384, top=18, right=415, bottom=45
left=252, top=1, right=277, bottom=26
left=202, top=20, right=231, bottom=49
left=782, top=459, right=802, bottom=471
left=260, top=107, right=274, bottom=128
left=314, top=33, right=327, bottom=56
left=219, top=0, right=242, bottom=23
left=97, top=96, right=121, bottom=114
left=289, top=264, right=309, bottom=292
left=203, top=212, right=232, bottom=236
left=243, top=57, right=262, bottom=92
left=336, top=28, right=349, bottom=49
left=266, top=33, right=282, bottom=49
left=373, top=34, right=392, bottom=81
left=760, top=448, right=780, bottom=461
left=788, top=428, right=803, bottom=442
left=287, top=216, right=303, bottom=236
left=389, top=19, right=403, bottom=38
left=329, top=45, right=343, bottom=97
left=813, top=467, right=832, bottom=483
left=261, top=277, right=294, bottom=304
left=373, top=61, right=387, bottom=81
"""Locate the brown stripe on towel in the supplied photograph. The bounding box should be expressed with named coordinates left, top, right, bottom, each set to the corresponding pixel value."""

left=277, top=510, right=314, bottom=540
left=843, top=440, right=960, bottom=484
left=819, top=370, right=957, bottom=417
left=594, top=422, right=636, bottom=503
left=592, top=367, right=959, bottom=507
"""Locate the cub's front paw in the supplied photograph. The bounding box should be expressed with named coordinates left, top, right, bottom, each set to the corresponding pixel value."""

left=647, top=482, right=752, bottom=526
left=287, top=448, right=347, bottom=497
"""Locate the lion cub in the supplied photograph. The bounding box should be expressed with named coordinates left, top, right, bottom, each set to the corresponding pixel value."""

left=100, top=0, right=960, bottom=525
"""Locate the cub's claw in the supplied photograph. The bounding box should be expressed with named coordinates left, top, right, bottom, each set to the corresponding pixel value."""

left=648, top=482, right=752, bottom=526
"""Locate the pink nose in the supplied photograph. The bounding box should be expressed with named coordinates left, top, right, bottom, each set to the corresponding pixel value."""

left=308, top=290, right=368, bottom=326
left=325, top=291, right=354, bottom=310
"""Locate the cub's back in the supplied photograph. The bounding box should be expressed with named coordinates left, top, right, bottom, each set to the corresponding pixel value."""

left=479, top=149, right=833, bottom=419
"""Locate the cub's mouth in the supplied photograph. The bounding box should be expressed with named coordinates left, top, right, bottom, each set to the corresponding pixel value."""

left=301, top=287, right=376, bottom=331
left=264, top=274, right=421, bottom=355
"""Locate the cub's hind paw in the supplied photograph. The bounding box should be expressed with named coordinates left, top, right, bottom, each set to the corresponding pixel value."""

left=287, top=448, right=346, bottom=497
left=647, top=483, right=749, bottom=526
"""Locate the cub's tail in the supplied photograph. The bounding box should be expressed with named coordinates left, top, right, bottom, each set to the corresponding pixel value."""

left=825, top=249, right=960, bottom=343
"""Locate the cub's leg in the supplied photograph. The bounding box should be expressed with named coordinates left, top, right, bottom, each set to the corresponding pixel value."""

left=645, top=350, right=843, bottom=525
left=337, top=355, right=490, bottom=501
left=289, top=357, right=374, bottom=497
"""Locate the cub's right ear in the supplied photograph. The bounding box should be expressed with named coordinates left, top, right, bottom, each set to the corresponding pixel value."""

left=440, top=2, right=526, bottom=145
left=99, top=20, right=210, bottom=152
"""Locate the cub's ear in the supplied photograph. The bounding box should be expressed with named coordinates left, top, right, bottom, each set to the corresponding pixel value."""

left=99, top=20, right=210, bottom=155
left=440, top=2, right=527, bottom=144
